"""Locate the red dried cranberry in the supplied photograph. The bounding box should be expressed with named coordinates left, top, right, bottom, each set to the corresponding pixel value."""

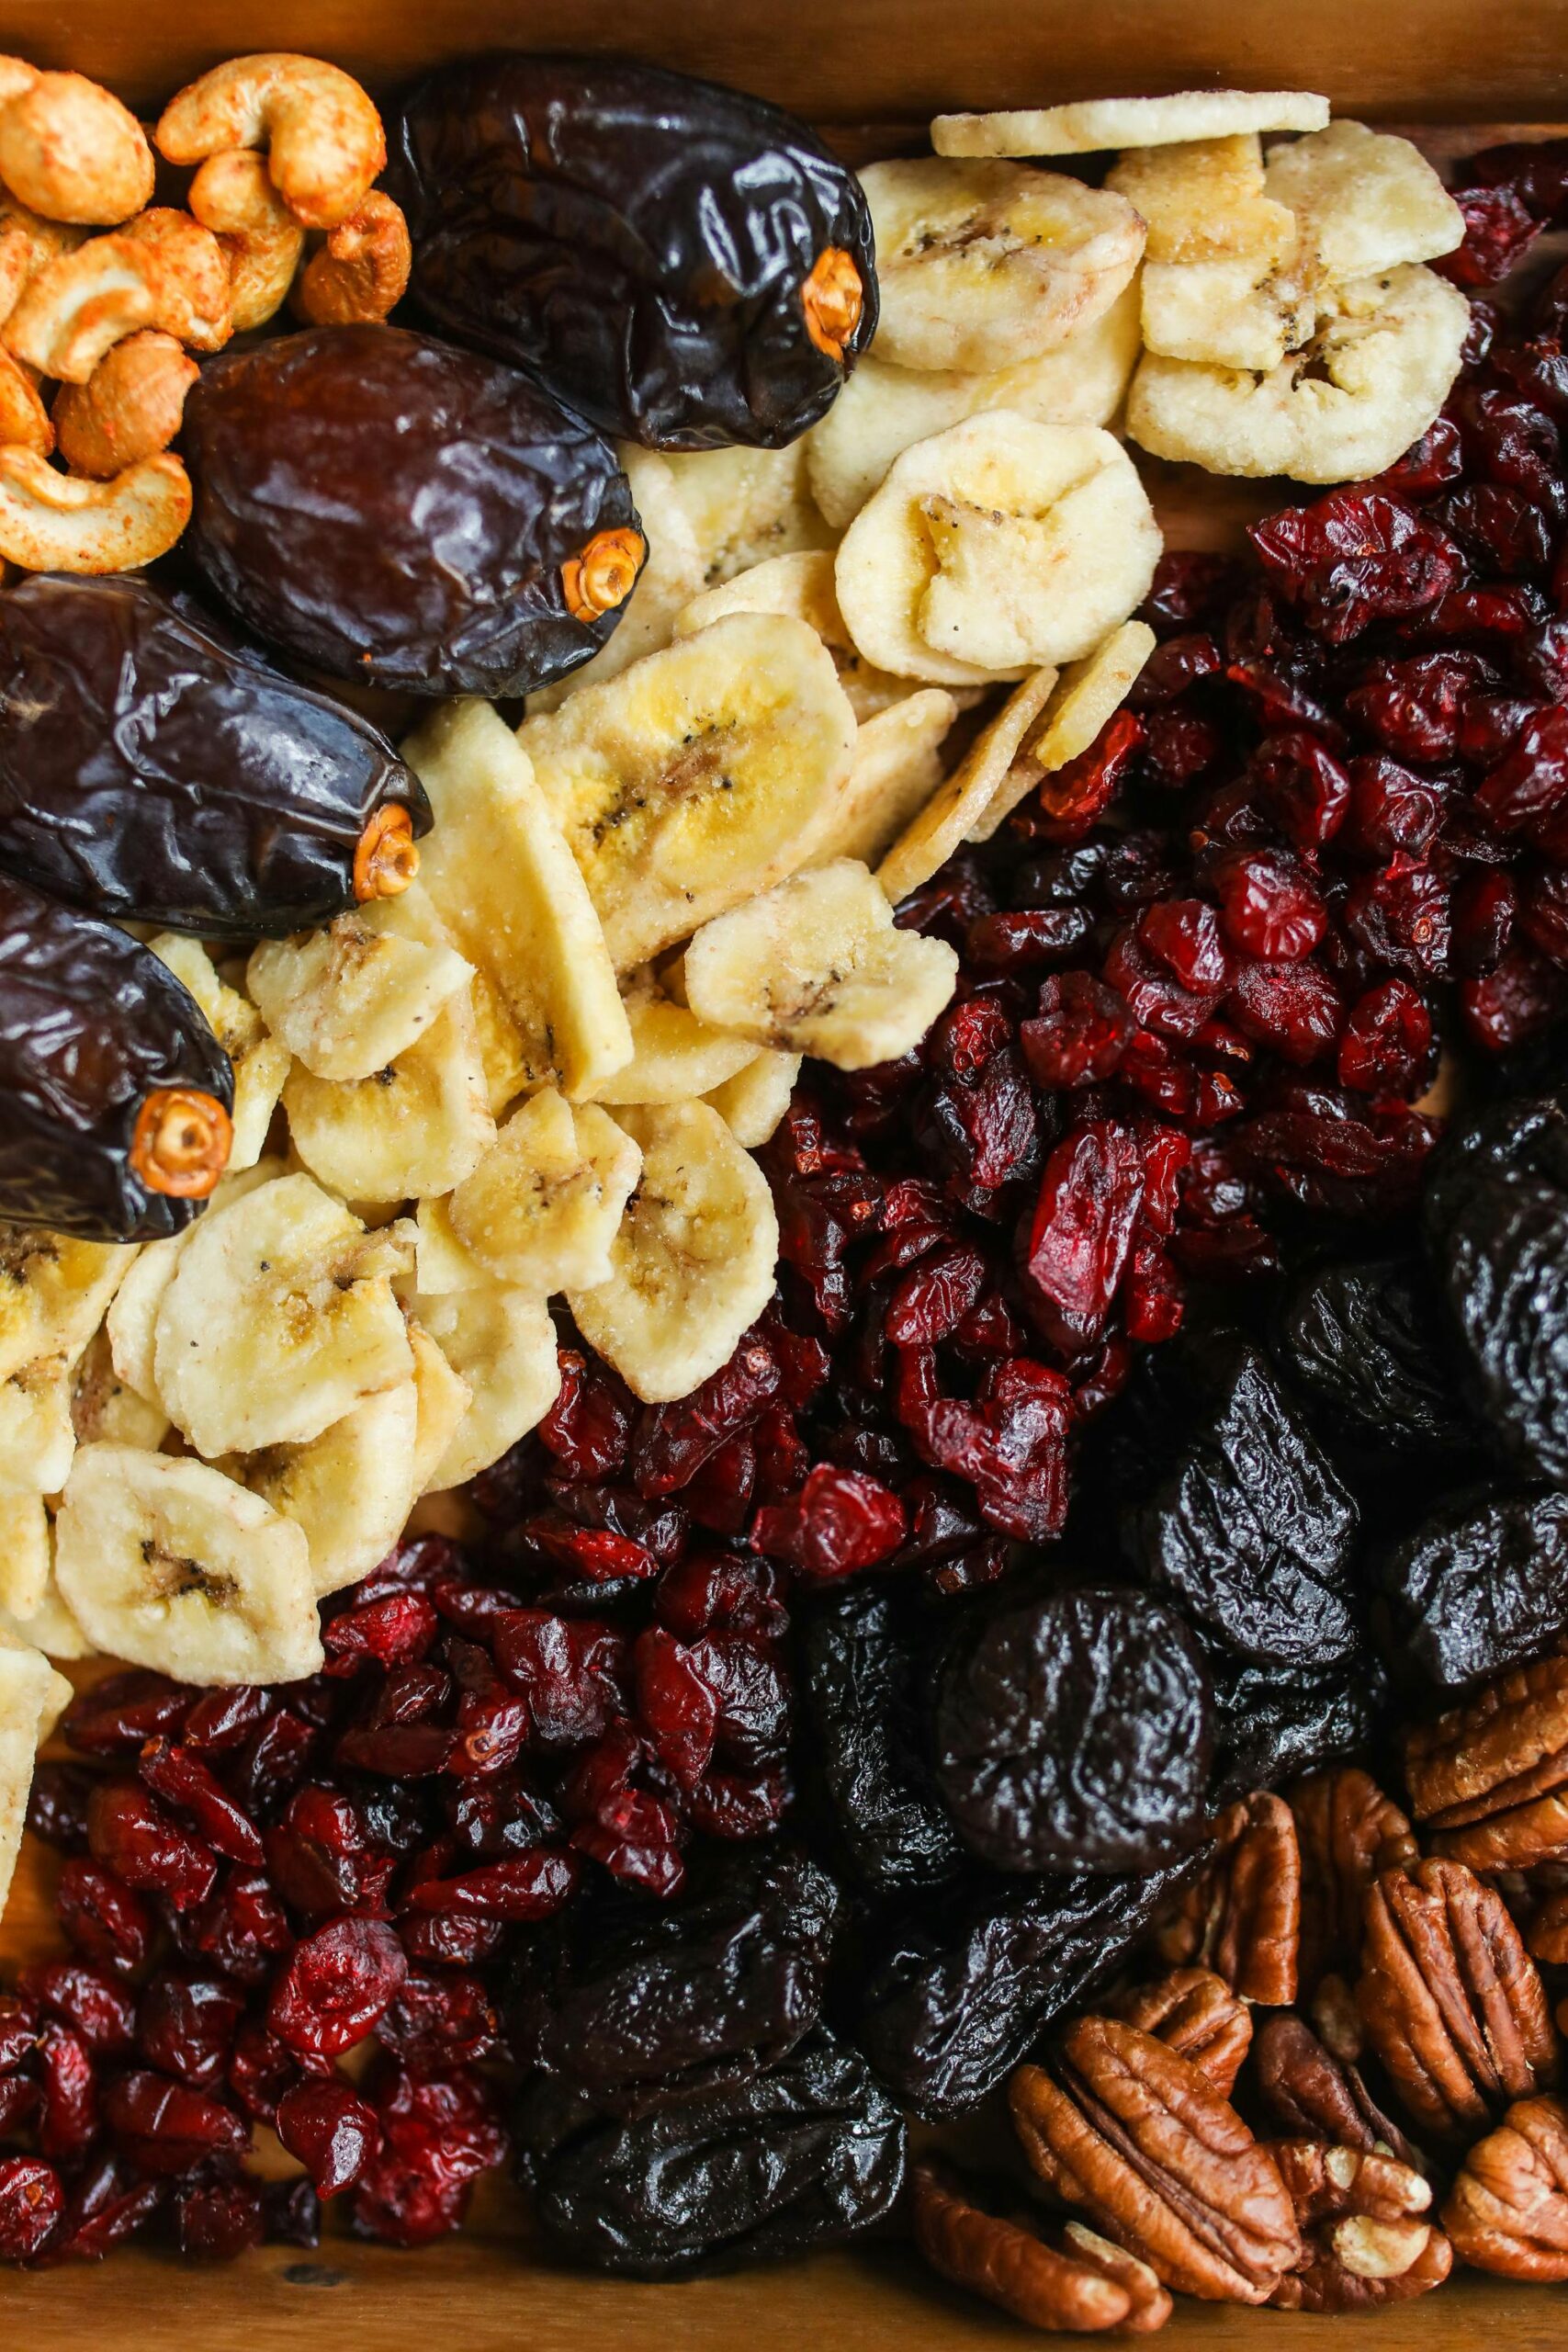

left=20, top=1962, right=135, bottom=2057
left=1021, top=971, right=1132, bottom=1087
left=491, top=1611, right=628, bottom=1747
left=1103, top=925, right=1220, bottom=1038
left=1227, top=959, right=1343, bottom=1065
left=268, top=1917, right=407, bottom=2060
left=632, top=1626, right=718, bottom=1785
left=35, top=2023, right=96, bottom=2163
left=170, top=2175, right=265, bottom=2263
left=1342, top=862, right=1450, bottom=978
left=1521, top=865, right=1568, bottom=964
left=1337, top=978, right=1434, bottom=1094
left=630, top=1336, right=781, bottom=1498
left=276, top=2076, right=383, bottom=2197
left=1439, top=184, right=1543, bottom=284
left=375, top=1972, right=499, bottom=2070
left=885, top=1243, right=987, bottom=1345
left=1137, top=897, right=1230, bottom=990
left=101, top=2070, right=248, bottom=2175
left=1142, top=707, right=1223, bottom=786
left=1209, top=848, right=1325, bottom=960
left=750, top=1463, right=908, bottom=1578
left=1343, top=754, right=1447, bottom=861
left=25, top=1763, right=96, bottom=1851
left=897, top=1348, right=1071, bottom=1542
left=1123, top=1238, right=1185, bottom=1343
left=53, top=1860, right=152, bottom=1975
left=1462, top=940, right=1568, bottom=1047
left=1440, top=481, right=1553, bottom=574
left=86, top=1782, right=216, bottom=1912
left=1370, top=414, right=1464, bottom=498
left=1020, top=1120, right=1145, bottom=1356
left=1249, top=490, right=1462, bottom=641
left=1458, top=695, right=1539, bottom=769
left=1346, top=651, right=1493, bottom=763
left=400, top=1850, right=579, bottom=1922
left=135, top=1973, right=244, bottom=2087
left=536, top=1348, right=630, bottom=1481
left=1143, top=549, right=1239, bottom=628
left=0, top=2156, right=63, bottom=2261
left=1452, top=866, right=1519, bottom=975
left=1249, top=729, right=1352, bottom=849
left=63, top=1671, right=192, bottom=1757
left=50, top=2174, right=164, bottom=2263
left=965, top=906, right=1094, bottom=971
left=189, top=1868, right=293, bottom=1984
left=1475, top=703, right=1568, bottom=832
left=323, top=1589, right=439, bottom=1674
left=1029, top=708, right=1145, bottom=837
left=138, top=1738, right=264, bottom=1867
left=1127, top=630, right=1222, bottom=703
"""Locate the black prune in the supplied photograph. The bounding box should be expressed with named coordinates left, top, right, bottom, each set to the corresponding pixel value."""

left=1206, top=1653, right=1384, bottom=1804
left=933, top=1587, right=1212, bottom=1874
left=507, top=1849, right=840, bottom=2117
left=183, top=325, right=644, bottom=697
left=389, top=54, right=876, bottom=451
left=0, top=576, right=429, bottom=939
left=1275, top=1252, right=1474, bottom=1453
left=1123, top=1335, right=1360, bottom=1668
left=525, top=2028, right=905, bottom=2276
left=0, top=874, right=233, bottom=1240
left=1380, top=1486, right=1568, bottom=1690
left=799, top=1589, right=963, bottom=1899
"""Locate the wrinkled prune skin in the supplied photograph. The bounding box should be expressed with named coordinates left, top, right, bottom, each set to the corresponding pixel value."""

left=506, top=1850, right=841, bottom=2117
left=799, top=1589, right=963, bottom=1899
left=1380, top=1485, right=1568, bottom=1690
left=0, top=576, right=429, bottom=939
left=1207, top=1653, right=1384, bottom=1805
left=525, top=2028, right=905, bottom=2275
left=184, top=326, right=642, bottom=697
left=853, top=1860, right=1197, bottom=2121
left=1425, top=1091, right=1568, bottom=1481
left=1123, top=1335, right=1360, bottom=1668
left=389, top=53, right=877, bottom=451
left=1275, top=1253, right=1474, bottom=1453
left=933, top=1587, right=1213, bottom=1874
left=0, top=874, right=233, bottom=1240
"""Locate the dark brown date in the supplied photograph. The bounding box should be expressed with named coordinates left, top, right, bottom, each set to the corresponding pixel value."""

left=0, top=576, right=429, bottom=940
left=389, top=54, right=877, bottom=450
left=0, top=875, right=232, bottom=1241
left=183, top=325, right=645, bottom=697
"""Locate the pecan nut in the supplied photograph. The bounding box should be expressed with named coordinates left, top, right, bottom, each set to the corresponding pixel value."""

left=1356, top=1858, right=1560, bottom=2137
left=1529, top=1887, right=1568, bottom=1968
left=908, top=2159, right=1173, bottom=2334
left=1441, top=2093, right=1568, bottom=2279
left=1267, top=2139, right=1450, bottom=2313
left=1253, top=2013, right=1420, bottom=2166
left=1156, top=1792, right=1300, bottom=2006
left=1112, top=1968, right=1252, bottom=2098
left=1405, top=1652, right=1568, bottom=1870
left=1289, top=1766, right=1418, bottom=1989
left=1009, top=2016, right=1303, bottom=2303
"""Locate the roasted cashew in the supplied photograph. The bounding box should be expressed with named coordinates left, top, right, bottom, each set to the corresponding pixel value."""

left=0, top=448, right=190, bottom=572
left=295, top=190, right=410, bottom=325
left=156, top=54, right=385, bottom=231
left=6, top=210, right=230, bottom=381
left=0, top=201, right=84, bottom=328
left=119, top=209, right=232, bottom=349
left=0, top=60, right=154, bottom=225
left=0, top=346, right=51, bottom=454
left=54, top=330, right=197, bottom=479
left=188, top=149, right=304, bottom=331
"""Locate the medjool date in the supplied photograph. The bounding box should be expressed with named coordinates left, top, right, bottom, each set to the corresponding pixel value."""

left=1380, top=1485, right=1568, bottom=1690
left=933, top=1588, right=1213, bottom=1875
left=0, top=875, right=232, bottom=1240
left=799, top=1589, right=963, bottom=1899
left=389, top=54, right=876, bottom=451
left=1275, top=1252, right=1474, bottom=1453
left=183, top=325, right=644, bottom=697
left=0, top=576, right=429, bottom=939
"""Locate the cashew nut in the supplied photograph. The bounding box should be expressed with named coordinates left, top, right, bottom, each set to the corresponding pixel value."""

left=0, top=347, right=51, bottom=454
left=295, top=190, right=411, bottom=326
left=6, top=210, right=231, bottom=381
left=54, top=330, right=197, bottom=479
left=0, top=202, right=85, bottom=328
left=0, top=448, right=190, bottom=572
left=188, top=150, right=304, bottom=332
left=119, top=209, right=232, bottom=349
left=155, top=54, right=386, bottom=231
left=0, top=61, right=154, bottom=225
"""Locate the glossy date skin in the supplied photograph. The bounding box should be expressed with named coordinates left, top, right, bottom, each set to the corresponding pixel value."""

left=0, top=576, right=429, bottom=940
left=389, top=53, right=877, bottom=450
left=183, top=326, right=643, bottom=697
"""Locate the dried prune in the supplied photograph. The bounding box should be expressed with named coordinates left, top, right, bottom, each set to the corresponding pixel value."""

left=1274, top=1253, right=1475, bottom=1453
left=525, top=2029, right=905, bottom=2276
left=798, top=1589, right=963, bottom=1899
left=1380, top=1485, right=1568, bottom=1690
left=0, top=577, right=429, bottom=939
left=0, top=876, right=233, bottom=1239
left=932, top=1587, right=1212, bottom=1875
left=1206, top=1654, right=1383, bottom=1804
left=390, top=55, right=876, bottom=451
left=184, top=326, right=644, bottom=697
left=507, top=1849, right=840, bottom=2116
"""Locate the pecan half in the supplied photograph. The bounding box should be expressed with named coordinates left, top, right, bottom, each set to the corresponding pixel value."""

left=1405, top=1652, right=1568, bottom=1870
left=1289, top=1767, right=1418, bottom=1989
left=1267, top=2139, right=1450, bottom=2313
left=1529, top=1887, right=1568, bottom=1968
left=1253, top=2013, right=1420, bottom=2166
left=1156, top=1792, right=1300, bottom=2006
left=1113, top=1968, right=1252, bottom=2098
left=1441, top=2093, right=1568, bottom=2279
left=908, top=2161, right=1173, bottom=2334
left=1356, top=1858, right=1560, bottom=2138
left=1009, top=2016, right=1303, bottom=2303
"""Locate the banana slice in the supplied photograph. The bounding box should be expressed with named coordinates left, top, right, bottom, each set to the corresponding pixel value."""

left=662, top=439, right=835, bottom=585
left=105, top=1159, right=281, bottom=1407
left=70, top=1326, right=169, bottom=1452
left=378, top=882, right=529, bottom=1118
left=246, top=893, right=474, bottom=1084
left=446, top=1087, right=642, bottom=1291
left=413, top=1195, right=486, bottom=1295
left=808, top=690, right=960, bottom=871
left=152, top=1172, right=415, bottom=1457
left=931, top=90, right=1329, bottom=157
left=0, top=1227, right=135, bottom=1385
left=0, top=1357, right=74, bottom=1494
left=0, top=1488, right=51, bottom=1622
left=862, top=159, right=1145, bottom=374
left=1107, top=136, right=1314, bottom=371
left=408, top=1287, right=561, bottom=1492
left=0, top=1630, right=73, bottom=1917
left=54, top=1443, right=323, bottom=1687
left=672, top=551, right=909, bottom=723
left=877, top=667, right=1058, bottom=903
left=520, top=613, right=858, bottom=972
left=806, top=284, right=1141, bottom=529
left=401, top=698, right=634, bottom=1101
left=149, top=933, right=289, bottom=1173
left=223, top=1381, right=422, bottom=1599
left=568, top=1101, right=778, bottom=1406
left=283, top=986, right=496, bottom=1204
left=526, top=447, right=706, bottom=716
left=406, top=1317, right=474, bottom=1496
left=1125, top=263, right=1470, bottom=482
left=704, top=1050, right=803, bottom=1149
left=835, top=413, right=1162, bottom=684
left=581, top=973, right=758, bottom=1106
left=0, top=1565, right=94, bottom=1664
left=1264, top=120, right=1464, bottom=282
left=967, top=621, right=1156, bottom=843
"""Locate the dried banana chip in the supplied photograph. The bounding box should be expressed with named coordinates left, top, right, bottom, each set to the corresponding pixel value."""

left=806, top=284, right=1141, bottom=528
left=877, top=667, right=1057, bottom=903
left=808, top=690, right=960, bottom=869
left=568, top=1101, right=778, bottom=1405
left=1108, top=136, right=1313, bottom=371
left=409, top=1287, right=561, bottom=1492
left=661, top=439, right=834, bottom=586
left=402, top=699, right=634, bottom=1101
left=837, top=413, right=1160, bottom=684
left=152, top=1172, right=414, bottom=1457
left=684, top=859, right=959, bottom=1070
left=246, top=891, right=474, bottom=1084
left=105, top=1159, right=281, bottom=1407
left=0, top=1566, right=94, bottom=1664
left=932, top=89, right=1329, bottom=157
left=54, top=1443, right=323, bottom=1687
left=0, top=1355, right=74, bottom=1494
left=225, top=1381, right=422, bottom=1598
left=520, top=613, right=857, bottom=972
left=1264, top=120, right=1464, bottom=282
left=0, top=1488, right=51, bottom=1623
left=283, top=986, right=496, bottom=1204
left=862, top=159, right=1145, bottom=372
left=1126, top=263, right=1469, bottom=482
left=413, top=1195, right=486, bottom=1295
left=526, top=447, right=706, bottom=715
left=149, top=933, right=289, bottom=1173
left=703, top=1050, right=803, bottom=1149
left=406, top=1317, right=474, bottom=1497
left=0, top=1629, right=73, bottom=1917
left=580, top=976, right=758, bottom=1108
left=70, top=1326, right=169, bottom=1452
left=968, top=620, right=1156, bottom=842
left=446, top=1087, right=643, bottom=1292
left=672, top=551, right=909, bottom=722
left=0, top=1227, right=134, bottom=1385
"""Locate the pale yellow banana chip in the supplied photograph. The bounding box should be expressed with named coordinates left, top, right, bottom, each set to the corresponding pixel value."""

left=967, top=621, right=1156, bottom=842
left=0, top=1488, right=51, bottom=1622
left=105, top=1160, right=281, bottom=1408
left=406, top=1318, right=474, bottom=1497
left=520, top=613, right=857, bottom=972
left=703, top=1050, right=803, bottom=1148
left=0, top=1565, right=94, bottom=1663
left=70, top=1326, right=169, bottom=1453
left=568, top=1101, right=778, bottom=1405
left=661, top=438, right=834, bottom=586
left=226, top=1381, right=422, bottom=1599
left=0, top=1629, right=73, bottom=1916
left=413, top=1196, right=487, bottom=1295
left=877, top=668, right=1057, bottom=903
left=581, top=978, right=758, bottom=1106
left=283, top=988, right=496, bottom=1204
left=1264, top=120, right=1464, bottom=282
left=0, top=1356, right=74, bottom=1494
left=446, top=1088, right=643, bottom=1292
left=410, top=1287, right=561, bottom=1492
left=932, top=90, right=1329, bottom=157
left=149, top=933, right=290, bottom=1172
left=672, top=551, right=909, bottom=722
left=1108, top=136, right=1314, bottom=371
left=246, top=892, right=474, bottom=1084
left=808, top=690, right=960, bottom=870
left=526, top=447, right=706, bottom=715
left=0, top=1227, right=134, bottom=1385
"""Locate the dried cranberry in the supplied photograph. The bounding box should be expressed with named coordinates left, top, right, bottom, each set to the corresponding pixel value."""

left=1021, top=971, right=1132, bottom=1087
left=1137, top=897, right=1230, bottom=990
left=276, top=2077, right=383, bottom=2197
left=1439, top=183, right=1543, bottom=283
left=138, top=1738, right=264, bottom=1867
left=1440, top=481, right=1553, bottom=574
left=964, top=906, right=1094, bottom=970
left=101, top=2070, right=247, bottom=2176
left=1249, top=490, right=1462, bottom=641
left=1029, top=708, right=1144, bottom=836
left=400, top=1850, right=579, bottom=1922
left=53, top=1861, right=152, bottom=1975
left=491, top=1611, right=628, bottom=1747
left=87, top=1783, right=217, bottom=1912
left=1249, top=730, right=1352, bottom=849
left=1227, top=959, right=1343, bottom=1065
left=170, top=2175, right=265, bottom=2263
left=1209, top=848, right=1325, bottom=960
left=1521, top=865, right=1568, bottom=964
left=1343, top=754, right=1447, bottom=861
left=1475, top=703, right=1568, bottom=832
left=750, top=1464, right=907, bottom=1579
left=375, top=1972, right=499, bottom=2070
left=189, top=1868, right=293, bottom=1984
left=1342, top=862, right=1450, bottom=978
left=1346, top=650, right=1492, bottom=763
left=1127, top=629, right=1222, bottom=703
left=0, top=2156, right=63, bottom=2261
left=21, top=1962, right=135, bottom=2057
left=135, top=1973, right=244, bottom=2088
left=268, top=1917, right=407, bottom=2059
left=1337, top=978, right=1434, bottom=1094
left=1020, top=1120, right=1145, bottom=1356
